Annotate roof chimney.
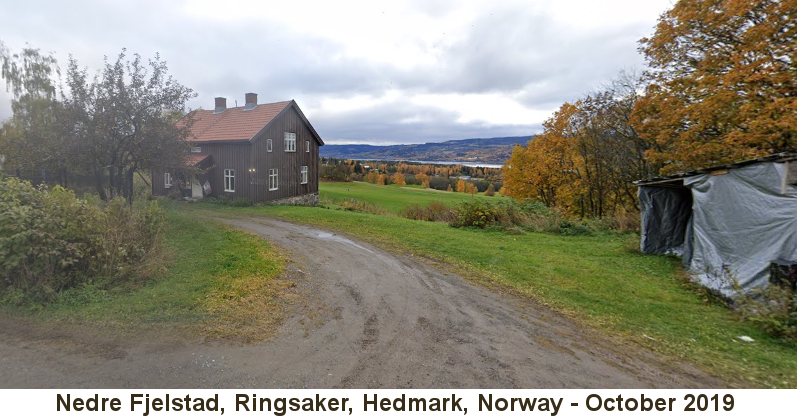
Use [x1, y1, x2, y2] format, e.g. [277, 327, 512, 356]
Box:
[244, 92, 258, 111]
[214, 97, 227, 114]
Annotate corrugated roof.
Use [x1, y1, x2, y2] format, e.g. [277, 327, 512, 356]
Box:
[180, 101, 292, 142]
[633, 152, 797, 186]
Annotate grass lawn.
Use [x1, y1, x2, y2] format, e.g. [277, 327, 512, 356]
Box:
[186, 199, 797, 388]
[320, 180, 506, 214]
[6, 207, 292, 343]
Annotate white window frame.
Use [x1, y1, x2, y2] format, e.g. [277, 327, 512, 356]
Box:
[301, 166, 308, 184]
[164, 172, 172, 188]
[284, 132, 296, 152]
[267, 138, 272, 152]
[224, 169, 235, 192]
[269, 169, 279, 191]
[306, 140, 310, 153]
[191, 146, 201, 153]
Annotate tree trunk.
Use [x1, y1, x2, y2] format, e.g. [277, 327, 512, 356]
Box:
[94, 168, 107, 201]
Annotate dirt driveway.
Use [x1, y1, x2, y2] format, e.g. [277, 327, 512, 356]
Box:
[0, 216, 722, 388]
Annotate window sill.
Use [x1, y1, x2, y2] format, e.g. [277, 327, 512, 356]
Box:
[224, 189, 235, 193]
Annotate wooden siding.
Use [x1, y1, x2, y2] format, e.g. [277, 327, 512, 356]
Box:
[152, 103, 320, 203]
[249, 104, 320, 202]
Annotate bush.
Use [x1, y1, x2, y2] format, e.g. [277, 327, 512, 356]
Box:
[333, 197, 389, 215]
[204, 195, 229, 205]
[450, 200, 495, 228]
[0, 177, 165, 303]
[229, 197, 253, 207]
[400, 201, 455, 222]
[557, 220, 594, 236]
[735, 282, 797, 341]
[442, 198, 596, 235]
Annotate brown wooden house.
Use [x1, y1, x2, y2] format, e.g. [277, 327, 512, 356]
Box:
[153, 94, 323, 205]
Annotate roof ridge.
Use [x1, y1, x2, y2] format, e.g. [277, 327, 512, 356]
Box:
[182, 100, 295, 143]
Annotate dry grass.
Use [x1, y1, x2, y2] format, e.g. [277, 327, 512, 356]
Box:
[201, 230, 295, 343]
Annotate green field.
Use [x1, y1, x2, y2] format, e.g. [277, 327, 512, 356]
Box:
[320, 180, 505, 214]
[186, 185, 797, 388]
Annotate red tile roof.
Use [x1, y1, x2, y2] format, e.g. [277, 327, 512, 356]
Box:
[186, 154, 211, 165]
[180, 101, 292, 142]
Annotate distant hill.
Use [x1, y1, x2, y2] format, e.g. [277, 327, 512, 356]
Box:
[320, 136, 532, 165]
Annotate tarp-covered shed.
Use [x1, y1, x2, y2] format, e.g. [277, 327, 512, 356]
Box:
[636, 153, 797, 296]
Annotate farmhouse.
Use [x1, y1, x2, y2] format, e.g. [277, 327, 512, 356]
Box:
[153, 94, 323, 205]
[635, 152, 797, 296]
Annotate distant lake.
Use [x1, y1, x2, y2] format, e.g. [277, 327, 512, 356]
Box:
[389, 160, 505, 169]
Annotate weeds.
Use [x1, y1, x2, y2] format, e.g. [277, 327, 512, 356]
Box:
[400, 201, 456, 222]
[734, 282, 797, 342]
[322, 196, 390, 215]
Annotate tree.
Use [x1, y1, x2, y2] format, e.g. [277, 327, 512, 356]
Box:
[456, 178, 466, 193]
[1, 43, 195, 202]
[62, 50, 196, 201]
[393, 172, 406, 185]
[505, 72, 660, 217]
[503, 103, 583, 212]
[633, 0, 797, 173]
[415, 173, 429, 188]
[0, 42, 64, 170]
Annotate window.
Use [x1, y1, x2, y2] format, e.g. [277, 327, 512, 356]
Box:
[191, 146, 201, 153]
[164, 172, 172, 188]
[284, 132, 296, 152]
[269, 169, 278, 191]
[267, 138, 272, 152]
[306, 140, 310, 153]
[301, 166, 308, 184]
[224, 169, 235, 192]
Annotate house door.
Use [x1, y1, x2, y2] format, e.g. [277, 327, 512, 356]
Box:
[191, 178, 203, 198]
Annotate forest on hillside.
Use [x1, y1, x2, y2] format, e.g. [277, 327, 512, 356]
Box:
[320, 136, 530, 164]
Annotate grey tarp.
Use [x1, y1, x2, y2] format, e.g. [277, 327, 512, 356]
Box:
[639, 185, 692, 255]
[683, 162, 797, 295]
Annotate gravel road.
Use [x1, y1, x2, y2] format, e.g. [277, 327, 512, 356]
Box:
[0, 216, 721, 388]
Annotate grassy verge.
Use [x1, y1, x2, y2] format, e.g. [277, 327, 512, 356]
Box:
[4, 207, 291, 343]
[188, 201, 797, 388]
[321, 180, 506, 214]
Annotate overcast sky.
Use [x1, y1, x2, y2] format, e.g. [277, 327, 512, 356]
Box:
[0, 0, 673, 145]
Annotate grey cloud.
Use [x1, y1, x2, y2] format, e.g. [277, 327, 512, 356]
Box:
[309, 97, 538, 144]
[0, 1, 653, 143]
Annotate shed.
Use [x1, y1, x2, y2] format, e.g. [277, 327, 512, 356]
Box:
[634, 152, 797, 296]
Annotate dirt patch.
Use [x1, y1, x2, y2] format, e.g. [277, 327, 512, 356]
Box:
[0, 216, 725, 388]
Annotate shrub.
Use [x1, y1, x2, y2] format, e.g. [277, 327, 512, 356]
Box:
[229, 197, 253, 207]
[450, 199, 505, 228]
[734, 282, 797, 341]
[0, 177, 165, 303]
[557, 220, 594, 236]
[205, 195, 230, 205]
[335, 197, 389, 215]
[400, 201, 455, 222]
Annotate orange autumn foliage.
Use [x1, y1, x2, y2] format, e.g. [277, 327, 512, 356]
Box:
[503, 102, 583, 213]
[633, 0, 797, 174]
